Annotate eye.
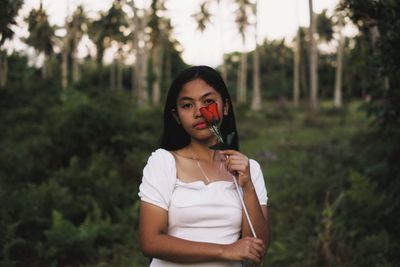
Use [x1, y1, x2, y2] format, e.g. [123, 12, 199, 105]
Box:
[180, 103, 193, 109]
[204, 99, 215, 105]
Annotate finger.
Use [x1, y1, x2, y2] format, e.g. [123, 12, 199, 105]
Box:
[252, 242, 264, 256]
[247, 238, 265, 250]
[225, 165, 243, 175]
[226, 159, 248, 168]
[227, 164, 247, 173]
[224, 155, 247, 163]
[253, 242, 266, 258]
[220, 149, 239, 155]
[245, 250, 261, 264]
[225, 157, 248, 165]
[252, 239, 266, 252]
[220, 150, 243, 158]
[247, 249, 262, 264]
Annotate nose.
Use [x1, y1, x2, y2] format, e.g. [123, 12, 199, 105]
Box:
[193, 103, 203, 118]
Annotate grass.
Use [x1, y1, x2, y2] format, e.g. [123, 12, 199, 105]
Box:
[236, 100, 369, 266]
[239, 100, 367, 162]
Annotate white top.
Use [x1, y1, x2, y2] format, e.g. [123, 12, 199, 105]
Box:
[139, 148, 268, 267]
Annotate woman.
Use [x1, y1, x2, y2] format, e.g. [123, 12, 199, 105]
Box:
[139, 66, 269, 266]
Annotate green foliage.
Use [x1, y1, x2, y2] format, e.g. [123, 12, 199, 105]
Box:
[0, 0, 23, 45]
[24, 4, 55, 56]
[1, 1, 399, 265]
[340, 0, 400, 265]
[317, 9, 334, 42]
[0, 76, 161, 265]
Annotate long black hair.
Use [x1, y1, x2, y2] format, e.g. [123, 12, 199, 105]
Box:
[159, 65, 239, 151]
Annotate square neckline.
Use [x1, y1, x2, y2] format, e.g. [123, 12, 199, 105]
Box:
[168, 150, 235, 186]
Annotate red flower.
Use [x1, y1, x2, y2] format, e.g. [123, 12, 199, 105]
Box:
[199, 102, 221, 125]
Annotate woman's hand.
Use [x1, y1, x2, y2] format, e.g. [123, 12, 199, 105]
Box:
[221, 237, 265, 265]
[220, 150, 252, 188]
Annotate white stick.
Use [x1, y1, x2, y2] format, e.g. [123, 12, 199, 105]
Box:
[232, 175, 257, 238]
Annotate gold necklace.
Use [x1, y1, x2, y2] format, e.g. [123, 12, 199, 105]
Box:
[189, 148, 212, 183]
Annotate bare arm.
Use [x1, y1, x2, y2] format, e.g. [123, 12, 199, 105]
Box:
[241, 182, 270, 248]
[139, 201, 265, 264]
[221, 150, 271, 250]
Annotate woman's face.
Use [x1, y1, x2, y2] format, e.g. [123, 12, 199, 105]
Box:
[175, 78, 227, 143]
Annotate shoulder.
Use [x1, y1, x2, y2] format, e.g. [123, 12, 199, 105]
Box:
[140, 149, 177, 210]
[146, 148, 175, 166]
[149, 148, 174, 159]
[143, 148, 177, 179]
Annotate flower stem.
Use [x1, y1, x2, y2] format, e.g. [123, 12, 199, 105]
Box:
[210, 125, 224, 143]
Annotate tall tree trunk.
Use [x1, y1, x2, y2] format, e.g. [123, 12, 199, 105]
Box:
[131, 63, 136, 97]
[334, 26, 344, 108]
[61, 45, 68, 89]
[293, 0, 300, 107]
[140, 44, 149, 105]
[251, 0, 261, 111]
[97, 46, 104, 86]
[48, 53, 54, 78]
[301, 56, 308, 99]
[110, 61, 116, 91]
[134, 51, 148, 105]
[117, 57, 123, 91]
[0, 51, 7, 88]
[42, 53, 48, 79]
[369, 25, 389, 90]
[251, 46, 261, 110]
[237, 51, 247, 105]
[360, 33, 366, 99]
[152, 44, 163, 106]
[308, 0, 318, 110]
[131, 2, 149, 106]
[293, 28, 301, 107]
[72, 38, 80, 83]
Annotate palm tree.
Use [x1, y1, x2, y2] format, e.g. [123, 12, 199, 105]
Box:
[293, 1, 301, 107]
[149, 0, 168, 106]
[235, 0, 252, 105]
[308, 0, 318, 110]
[88, 15, 106, 71]
[334, 14, 345, 108]
[25, 1, 55, 79]
[299, 28, 309, 100]
[318, 10, 345, 108]
[0, 0, 23, 88]
[193, 1, 212, 32]
[250, 0, 261, 111]
[61, 8, 69, 89]
[88, 0, 128, 89]
[317, 9, 334, 42]
[107, 1, 128, 91]
[69, 6, 87, 83]
[130, 0, 150, 106]
[293, 28, 301, 107]
[61, 5, 88, 89]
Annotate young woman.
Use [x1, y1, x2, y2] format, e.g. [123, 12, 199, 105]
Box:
[139, 66, 269, 266]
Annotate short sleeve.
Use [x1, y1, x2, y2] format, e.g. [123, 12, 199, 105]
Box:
[138, 149, 176, 210]
[249, 159, 268, 205]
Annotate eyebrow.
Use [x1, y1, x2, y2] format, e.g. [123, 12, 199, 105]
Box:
[178, 91, 217, 102]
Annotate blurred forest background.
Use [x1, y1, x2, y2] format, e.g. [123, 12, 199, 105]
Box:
[1, 0, 399, 266]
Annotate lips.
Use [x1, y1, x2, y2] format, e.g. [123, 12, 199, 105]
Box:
[194, 122, 208, 129]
